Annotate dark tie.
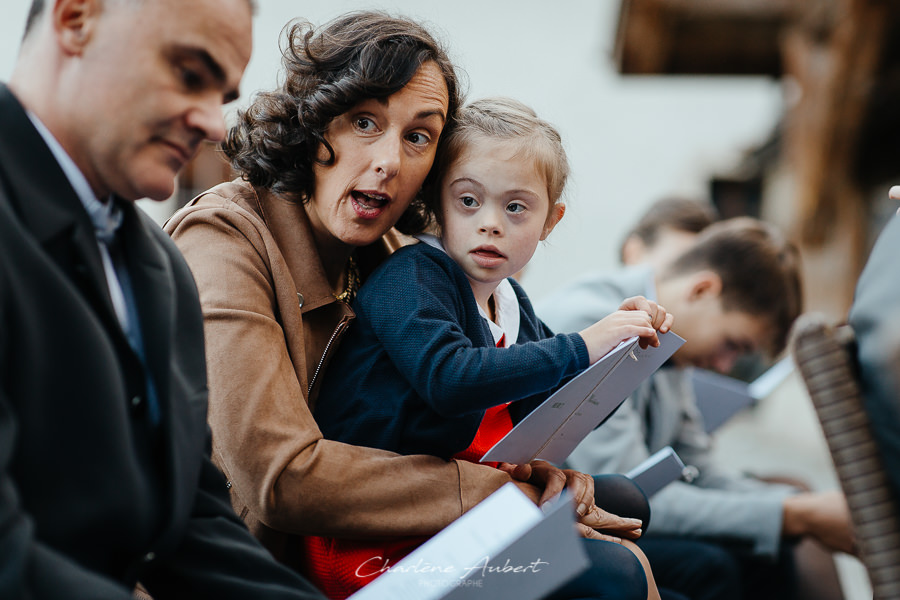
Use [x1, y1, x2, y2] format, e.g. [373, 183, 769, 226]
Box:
[89, 200, 161, 426]
[106, 234, 161, 426]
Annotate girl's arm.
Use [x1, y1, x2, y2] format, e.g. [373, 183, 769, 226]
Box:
[359, 248, 589, 417]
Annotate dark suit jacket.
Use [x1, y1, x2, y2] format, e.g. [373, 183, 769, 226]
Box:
[848, 212, 900, 511]
[0, 84, 324, 599]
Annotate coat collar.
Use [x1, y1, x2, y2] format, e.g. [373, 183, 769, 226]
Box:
[0, 84, 90, 246]
[0, 84, 124, 332]
[231, 180, 405, 311]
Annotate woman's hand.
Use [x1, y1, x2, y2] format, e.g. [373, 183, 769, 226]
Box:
[578, 504, 643, 541]
[498, 460, 569, 507]
[499, 461, 642, 541]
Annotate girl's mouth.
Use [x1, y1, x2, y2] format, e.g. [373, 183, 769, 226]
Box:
[470, 246, 506, 267]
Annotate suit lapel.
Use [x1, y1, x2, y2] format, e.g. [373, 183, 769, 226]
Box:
[119, 202, 173, 411]
[0, 84, 124, 340]
[120, 203, 194, 543]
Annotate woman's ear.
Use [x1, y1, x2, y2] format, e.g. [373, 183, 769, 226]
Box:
[687, 269, 723, 301]
[54, 0, 101, 55]
[541, 203, 566, 241]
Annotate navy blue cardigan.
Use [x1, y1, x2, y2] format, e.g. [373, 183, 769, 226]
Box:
[315, 242, 590, 460]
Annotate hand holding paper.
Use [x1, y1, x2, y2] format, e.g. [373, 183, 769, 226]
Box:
[482, 331, 685, 466]
[579, 295, 674, 363]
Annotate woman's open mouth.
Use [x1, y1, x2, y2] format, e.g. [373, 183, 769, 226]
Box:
[351, 191, 390, 219]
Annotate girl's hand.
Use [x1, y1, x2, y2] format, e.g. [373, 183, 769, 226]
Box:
[578, 296, 675, 363]
[618, 296, 673, 338]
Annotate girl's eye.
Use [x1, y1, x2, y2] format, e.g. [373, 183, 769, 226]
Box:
[507, 202, 525, 214]
[460, 196, 479, 208]
[407, 132, 430, 146]
[355, 117, 374, 131]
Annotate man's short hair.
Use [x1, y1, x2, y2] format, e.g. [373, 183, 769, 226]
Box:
[619, 197, 718, 262]
[662, 216, 803, 355]
[23, 0, 256, 39]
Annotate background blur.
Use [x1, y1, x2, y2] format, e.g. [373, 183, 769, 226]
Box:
[5, 2, 899, 597]
[4, 2, 896, 316]
[0, 0, 785, 306]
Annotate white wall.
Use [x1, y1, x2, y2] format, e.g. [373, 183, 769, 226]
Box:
[1, 1, 783, 301]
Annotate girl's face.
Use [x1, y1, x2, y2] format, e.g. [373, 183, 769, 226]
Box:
[305, 61, 449, 251]
[439, 137, 563, 302]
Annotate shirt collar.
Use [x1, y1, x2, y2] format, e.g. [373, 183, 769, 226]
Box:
[26, 111, 122, 243]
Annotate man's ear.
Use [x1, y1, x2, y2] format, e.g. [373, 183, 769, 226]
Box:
[540, 203, 566, 241]
[687, 269, 723, 301]
[54, 0, 101, 55]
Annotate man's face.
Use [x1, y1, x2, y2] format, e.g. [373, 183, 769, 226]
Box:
[669, 295, 771, 374]
[61, 0, 252, 201]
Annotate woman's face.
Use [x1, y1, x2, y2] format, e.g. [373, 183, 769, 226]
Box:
[306, 61, 450, 249]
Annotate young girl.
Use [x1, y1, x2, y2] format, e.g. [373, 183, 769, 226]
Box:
[311, 97, 671, 599]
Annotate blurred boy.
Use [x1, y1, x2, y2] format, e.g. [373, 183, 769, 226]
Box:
[539, 217, 853, 600]
[619, 197, 718, 269]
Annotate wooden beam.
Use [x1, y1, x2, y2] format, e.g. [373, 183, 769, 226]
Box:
[781, 0, 888, 246]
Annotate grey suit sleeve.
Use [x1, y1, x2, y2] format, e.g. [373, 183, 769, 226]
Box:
[848, 214, 900, 500]
[566, 370, 793, 558]
[648, 480, 792, 557]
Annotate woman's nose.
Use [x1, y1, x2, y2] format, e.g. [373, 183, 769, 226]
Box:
[373, 135, 402, 179]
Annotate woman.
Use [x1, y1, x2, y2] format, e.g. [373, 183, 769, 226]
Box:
[165, 11, 658, 600]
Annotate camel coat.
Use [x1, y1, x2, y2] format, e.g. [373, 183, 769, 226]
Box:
[164, 179, 510, 567]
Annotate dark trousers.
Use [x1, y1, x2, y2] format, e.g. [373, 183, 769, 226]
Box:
[591, 475, 743, 600]
[545, 475, 651, 600]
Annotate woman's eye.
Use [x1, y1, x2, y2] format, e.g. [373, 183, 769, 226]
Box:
[407, 132, 430, 146]
[507, 202, 525, 214]
[355, 117, 374, 131]
[460, 196, 478, 208]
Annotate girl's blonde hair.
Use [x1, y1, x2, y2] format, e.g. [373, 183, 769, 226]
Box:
[413, 96, 569, 232]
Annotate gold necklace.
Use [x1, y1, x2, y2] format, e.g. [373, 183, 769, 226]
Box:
[334, 256, 359, 303]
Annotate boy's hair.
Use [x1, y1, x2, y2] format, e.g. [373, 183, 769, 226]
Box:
[619, 196, 718, 262]
[414, 96, 569, 233]
[660, 217, 803, 354]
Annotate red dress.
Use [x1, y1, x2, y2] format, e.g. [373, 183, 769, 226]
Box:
[302, 337, 514, 599]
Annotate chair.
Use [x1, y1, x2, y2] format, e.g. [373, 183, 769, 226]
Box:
[791, 313, 900, 600]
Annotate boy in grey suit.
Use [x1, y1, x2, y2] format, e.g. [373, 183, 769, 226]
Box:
[539, 217, 854, 599]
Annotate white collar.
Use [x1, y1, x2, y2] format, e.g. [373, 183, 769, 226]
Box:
[26, 111, 114, 221]
[415, 234, 520, 346]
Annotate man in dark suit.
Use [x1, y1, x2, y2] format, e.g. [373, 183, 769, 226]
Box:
[848, 188, 900, 513]
[0, 0, 325, 598]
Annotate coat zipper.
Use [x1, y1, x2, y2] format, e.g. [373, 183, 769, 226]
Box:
[308, 315, 351, 396]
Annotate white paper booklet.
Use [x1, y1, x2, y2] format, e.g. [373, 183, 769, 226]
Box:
[691, 355, 794, 433]
[348, 483, 589, 600]
[625, 446, 687, 498]
[481, 331, 685, 466]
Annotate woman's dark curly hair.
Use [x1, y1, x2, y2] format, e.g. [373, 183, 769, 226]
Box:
[223, 11, 463, 231]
